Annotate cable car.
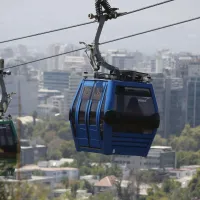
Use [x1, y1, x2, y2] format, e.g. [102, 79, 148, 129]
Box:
[69, 71, 160, 156]
[0, 119, 18, 176]
[0, 59, 19, 176]
[69, 1, 160, 156]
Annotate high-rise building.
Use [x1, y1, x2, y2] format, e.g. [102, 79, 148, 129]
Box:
[64, 72, 82, 119]
[151, 59, 156, 73]
[175, 56, 200, 78]
[151, 74, 185, 138]
[164, 78, 185, 136]
[63, 56, 86, 72]
[106, 50, 135, 70]
[151, 73, 165, 137]
[43, 71, 70, 92]
[47, 44, 61, 71]
[58, 44, 82, 70]
[185, 77, 200, 127]
[5, 75, 38, 116]
[155, 50, 176, 75]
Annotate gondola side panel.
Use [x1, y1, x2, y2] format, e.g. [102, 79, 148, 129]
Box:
[69, 80, 83, 151]
[103, 81, 116, 154]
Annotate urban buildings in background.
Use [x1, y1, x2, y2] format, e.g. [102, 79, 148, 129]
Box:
[113, 146, 176, 171]
[1, 44, 200, 199]
[1, 45, 200, 138]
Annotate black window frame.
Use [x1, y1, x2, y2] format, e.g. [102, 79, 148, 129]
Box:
[89, 86, 104, 126]
[0, 124, 16, 152]
[99, 88, 107, 140]
[78, 86, 93, 124]
[113, 85, 155, 134]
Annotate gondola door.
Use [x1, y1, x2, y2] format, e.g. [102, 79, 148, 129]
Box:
[76, 81, 94, 148]
[87, 81, 107, 149]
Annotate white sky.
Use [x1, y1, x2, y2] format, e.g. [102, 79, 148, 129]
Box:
[0, 0, 200, 54]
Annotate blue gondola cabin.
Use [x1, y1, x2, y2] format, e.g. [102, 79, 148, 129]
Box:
[69, 77, 160, 157]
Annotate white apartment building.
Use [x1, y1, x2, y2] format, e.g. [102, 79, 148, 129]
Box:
[64, 72, 82, 117]
[40, 167, 79, 183]
[15, 165, 79, 183]
[114, 146, 176, 171]
[46, 95, 65, 115]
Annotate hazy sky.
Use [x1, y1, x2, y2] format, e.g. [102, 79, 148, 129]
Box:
[1, 0, 200, 54]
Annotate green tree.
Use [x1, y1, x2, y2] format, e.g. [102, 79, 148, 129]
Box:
[0, 181, 6, 200]
[153, 125, 200, 153]
[71, 182, 79, 198]
[146, 185, 169, 200]
[162, 179, 181, 194]
[176, 151, 200, 168]
[170, 188, 190, 200]
[60, 141, 76, 158]
[153, 134, 168, 146]
[62, 177, 70, 189]
[44, 131, 57, 144]
[146, 179, 188, 200]
[57, 126, 72, 140]
[61, 161, 78, 168]
[89, 191, 114, 200]
[169, 125, 200, 152]
[78, 164, 122, 179]
[115, 179, 133, 200]
[84, 180, 94, 194]
[48, 149, 62, 160]
[105, 164, 122, 178]
[74, 152, 90, 167]
[140, 170, 169, 184]
[0, 182, 50, 200]
[64, 192, 76, 200]
[47, 138, 65, 159]
[188, 169, 200, 198]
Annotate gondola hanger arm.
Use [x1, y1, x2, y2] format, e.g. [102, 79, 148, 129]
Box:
[0, 59, 15, 118]
[80, 0, 126, 74]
